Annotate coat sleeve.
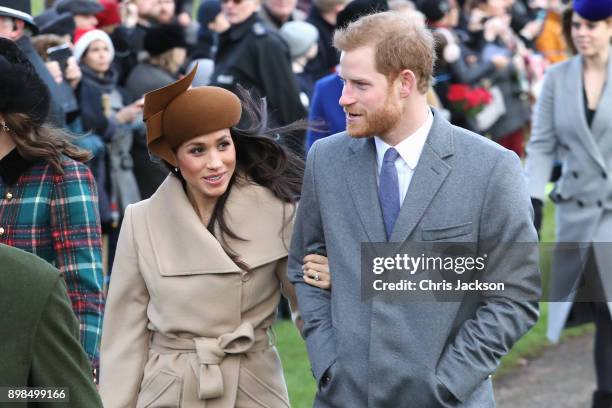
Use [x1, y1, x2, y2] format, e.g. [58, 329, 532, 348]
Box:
[29, 276, 103, 408]
[99, 205, 151, 407]
[275, 257, 303, 331]
[50, 162, 104, 367]
[524, 66, 559, 200]
[287, 141, 336, 384]
[435, 149, 541, 403]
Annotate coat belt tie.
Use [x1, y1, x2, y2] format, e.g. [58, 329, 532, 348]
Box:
[150, 322, 271, 400]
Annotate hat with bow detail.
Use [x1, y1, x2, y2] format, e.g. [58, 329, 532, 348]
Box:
[143, 65, 242, 166]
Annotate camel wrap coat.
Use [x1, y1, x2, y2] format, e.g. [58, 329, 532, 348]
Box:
[100, 175, 298, 407]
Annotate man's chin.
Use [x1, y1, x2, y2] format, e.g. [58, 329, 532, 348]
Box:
[346, 125, 372, 139]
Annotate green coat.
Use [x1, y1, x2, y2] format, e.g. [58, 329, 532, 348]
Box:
[0, 244, 102, 408]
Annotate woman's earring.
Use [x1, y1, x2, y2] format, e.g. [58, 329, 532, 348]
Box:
[174, 167, 179, 173]
[1, 121, 9, 132]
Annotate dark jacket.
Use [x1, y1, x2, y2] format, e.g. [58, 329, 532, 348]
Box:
[304, 6, 338, 81]
[124, 62, 175, 199]
[0, 244, 103, 407]
[210, 14, 307, 156]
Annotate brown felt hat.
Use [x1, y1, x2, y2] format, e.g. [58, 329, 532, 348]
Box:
[143, 66, 242, 166]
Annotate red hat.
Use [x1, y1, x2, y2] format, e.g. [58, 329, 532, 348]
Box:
[73, 27, 93, 44]
[96, 0, 121, 28]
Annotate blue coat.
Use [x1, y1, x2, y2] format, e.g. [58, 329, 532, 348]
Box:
[306, 73, 345, 152]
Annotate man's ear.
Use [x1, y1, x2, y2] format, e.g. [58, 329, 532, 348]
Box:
[397, 69, 417, 98]
[10, 19, 25, 41]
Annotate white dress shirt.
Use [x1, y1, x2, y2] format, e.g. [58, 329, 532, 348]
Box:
[374, 108, 434, 206]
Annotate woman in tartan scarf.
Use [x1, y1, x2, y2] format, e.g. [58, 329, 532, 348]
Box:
[0, 38, 104, 379]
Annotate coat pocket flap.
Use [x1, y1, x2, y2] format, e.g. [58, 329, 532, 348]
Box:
[421, 222, 473, 241]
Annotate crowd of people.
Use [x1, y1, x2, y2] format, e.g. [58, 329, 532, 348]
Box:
[1, 0, 612, 406]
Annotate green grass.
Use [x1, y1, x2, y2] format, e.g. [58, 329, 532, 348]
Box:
[276, 194, 593, 405]
[31, 0, 44, 16]
[275, 322, 317, 408]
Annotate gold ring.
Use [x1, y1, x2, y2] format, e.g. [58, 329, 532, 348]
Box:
[314, 272, 320, 281]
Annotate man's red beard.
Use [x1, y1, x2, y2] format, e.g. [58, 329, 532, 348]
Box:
[345, 94, 402, 139]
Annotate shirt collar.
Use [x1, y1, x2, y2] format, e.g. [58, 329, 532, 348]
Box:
[374, 107, 433, 170]
[0, 148, 34, 185]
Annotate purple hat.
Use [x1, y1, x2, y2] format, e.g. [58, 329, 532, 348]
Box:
[573, 0, 612, 21]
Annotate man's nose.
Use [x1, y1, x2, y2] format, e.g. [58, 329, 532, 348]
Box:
[339, 85, 355, 107]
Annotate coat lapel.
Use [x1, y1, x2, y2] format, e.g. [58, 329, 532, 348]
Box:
[389, 111, 453, 243]
[344, 137, 387, 243]
[146, 176, 291, 275]
[590, 47, 612, 146]
[569, 56, 607, 170]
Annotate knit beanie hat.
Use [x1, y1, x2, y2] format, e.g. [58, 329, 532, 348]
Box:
[280, 21, 319, 59]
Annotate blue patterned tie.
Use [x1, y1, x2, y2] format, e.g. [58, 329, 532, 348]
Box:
[378, 147, 400, 240]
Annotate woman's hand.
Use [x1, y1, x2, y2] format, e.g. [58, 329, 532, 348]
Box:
[303, 254, 331, 290]
[64, 57, 82, 89]
[115, 101, 143, 124]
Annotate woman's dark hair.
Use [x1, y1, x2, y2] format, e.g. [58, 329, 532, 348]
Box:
[562, 4, 577, 55]
[4, 112, 92, 173]
[164, 88, 306, 270]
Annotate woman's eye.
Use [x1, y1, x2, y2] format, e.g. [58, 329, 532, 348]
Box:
[219, 142, 230, 149]
[190, 147, 204, 154]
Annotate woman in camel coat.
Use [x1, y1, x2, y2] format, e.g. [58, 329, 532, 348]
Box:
[99, 67, 326, 407]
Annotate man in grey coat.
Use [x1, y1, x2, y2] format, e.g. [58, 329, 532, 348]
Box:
[288, 12, 541, 407]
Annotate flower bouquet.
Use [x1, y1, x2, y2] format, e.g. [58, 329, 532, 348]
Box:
[446, 84, 492, 118]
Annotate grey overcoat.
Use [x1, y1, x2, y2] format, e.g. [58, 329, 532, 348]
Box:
[525, 50, 612, 342]
[289, 110, 540, 407]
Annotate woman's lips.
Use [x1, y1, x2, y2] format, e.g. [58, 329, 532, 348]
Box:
[202, 173, 226, 186]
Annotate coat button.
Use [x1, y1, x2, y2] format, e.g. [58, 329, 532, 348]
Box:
[5, 192, 12, 200]
[0, 227, 4, 236]
[603, 172, 608, 179]
[241, 272, 250, 282]
[320, 374, 331, 387]
[577, 200, 584, 207]
[572, 171, 579, 179]
[597, 200, 603, 207]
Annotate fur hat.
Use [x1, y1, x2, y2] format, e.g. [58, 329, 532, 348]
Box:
[573, 0, 612, 21]
[143, 66, 242, 166]
[280, 21, 319, 59]
[73, 28, 115, 63]
[0, 0, 38, 34]
[0, 38, 50, 126]
[144, 24, 187, 57]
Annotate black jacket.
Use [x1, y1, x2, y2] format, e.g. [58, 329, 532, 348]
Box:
[210, 14, 306, 155]
[305, 6, 338, 81]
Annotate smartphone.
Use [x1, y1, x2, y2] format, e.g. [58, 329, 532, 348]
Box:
[47, 43, 72, 73]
